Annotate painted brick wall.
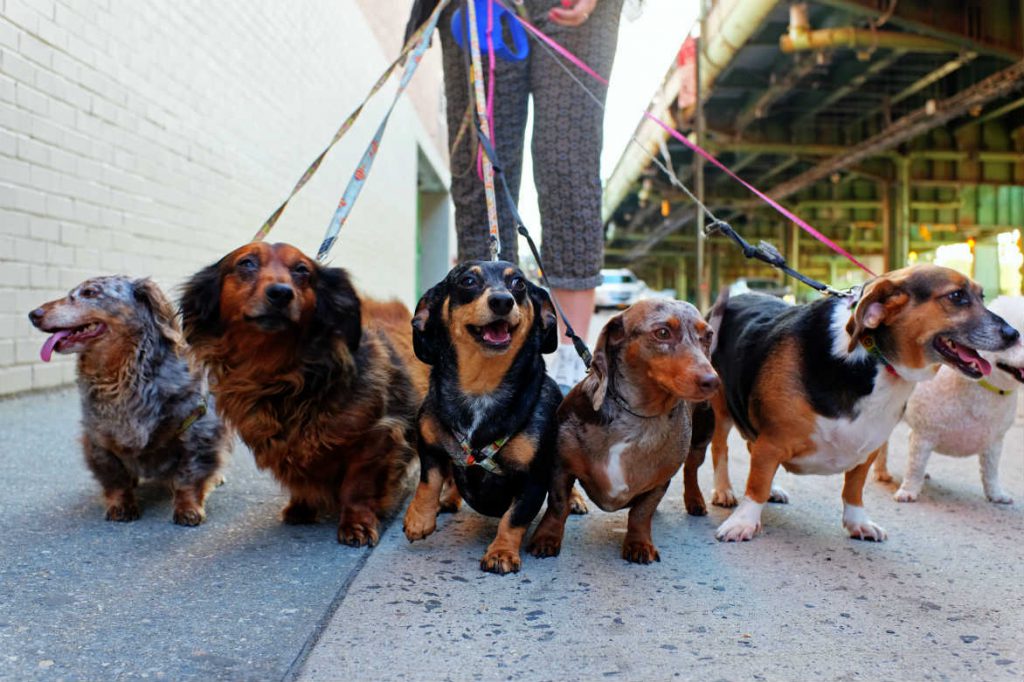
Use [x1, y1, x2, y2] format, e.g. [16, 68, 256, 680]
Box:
[0, 0, 451, 395]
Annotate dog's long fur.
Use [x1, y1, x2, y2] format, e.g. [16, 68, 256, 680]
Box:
[528, 299, 720, 564]
[402, 261, 562, 574]
[29, 276, 228, 524]
[180, 242, 427, 546]
[699, 264, 1019, 542]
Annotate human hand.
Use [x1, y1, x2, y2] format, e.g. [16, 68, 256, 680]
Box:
[548, 0, 598, 27]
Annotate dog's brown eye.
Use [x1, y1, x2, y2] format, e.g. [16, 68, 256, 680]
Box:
[79, 287, 99, 299]
[654, 327, 670, 340]
[292, 263, 311, 280]
[237, 257, 258, 272]
[947, 289, 969, 307]
[459, 275, 477, 288]
[509, 276, 525, 292]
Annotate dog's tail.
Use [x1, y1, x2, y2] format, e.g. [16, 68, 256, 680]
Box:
[706, 289, 730, 356]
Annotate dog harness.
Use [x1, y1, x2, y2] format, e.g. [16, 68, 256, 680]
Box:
[176, 399, 208, 437]
[977, 379, 1012, 396]
[452, 430, 509, 476]
[860, 335, 900, 379]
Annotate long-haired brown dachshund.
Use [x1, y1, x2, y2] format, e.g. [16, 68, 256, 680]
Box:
[180, 242, 428, 546]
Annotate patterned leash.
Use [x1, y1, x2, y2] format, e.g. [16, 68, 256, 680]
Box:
[252, 1, 450, 245]
[464, 0, 502, 261]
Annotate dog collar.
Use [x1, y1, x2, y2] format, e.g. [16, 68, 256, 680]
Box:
[608, 389, 676, 420]
[977, 379, 1012, 396]
[861, 336, 900, 379]
[453, 431, 509, 475]
[176, 398, 207, 436]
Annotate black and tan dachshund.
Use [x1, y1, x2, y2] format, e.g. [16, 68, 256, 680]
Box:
[402, 260, 564, 574]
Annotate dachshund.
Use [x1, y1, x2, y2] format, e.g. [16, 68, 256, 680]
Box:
[402, 260, 563, 574]
[699, 264, 1019, 542]
[180, 242, 428, 547]
[29, 276, 228, 525]
[528, 299, 721, 564]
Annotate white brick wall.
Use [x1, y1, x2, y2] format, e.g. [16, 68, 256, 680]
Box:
[0, 0, 452, 396]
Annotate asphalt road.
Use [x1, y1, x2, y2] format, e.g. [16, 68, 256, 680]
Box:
[2, 381, 1022, 681]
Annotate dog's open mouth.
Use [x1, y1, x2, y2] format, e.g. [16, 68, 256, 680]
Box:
[39, 322, 107, 362]
[468, 320, 514, 349]
[933, 336, 991, 378]
[996, 362, 1024, 384]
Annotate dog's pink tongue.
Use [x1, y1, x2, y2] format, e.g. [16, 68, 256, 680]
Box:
[482, 322, 511, 345]
[40, 330, 71, 362]
[955, 345, 992, 376]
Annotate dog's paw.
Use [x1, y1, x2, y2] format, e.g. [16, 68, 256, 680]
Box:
[281, 500, 318, 524]
[173, 506, 205, 526]
[768, 486, 790, 504]
[684, 491, 708, 516]
[986, 489, 1014, 504]
[569, 488, 589, 515]
[893, 487, 919, 503]
[711, 488, 738, 507]
[438, 485, 461, 514]
[527, 533, 563, 558]
[403, 507, 437, 542]
[622, 540, 660, 564]
[337, 521, 379, 548]
[842, 504, 887, 542]
[105, 502, 140, 523]
[480, 548, 521, 575]
[213, 474, 228, 488]
[715, 517, 760, 542]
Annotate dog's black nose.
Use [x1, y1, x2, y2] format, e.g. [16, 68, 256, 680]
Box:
[265, 284, 294, 308]
[1001, 323, 1020, 344]
[488, 292, 514, 316]
[28, 308, 44, 325]
[697, 373, 720, 394]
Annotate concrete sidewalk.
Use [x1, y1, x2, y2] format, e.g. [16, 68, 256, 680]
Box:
[1, 388, 1022, 681]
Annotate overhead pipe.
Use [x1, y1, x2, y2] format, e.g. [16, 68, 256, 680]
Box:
[780, 3, 960, 54]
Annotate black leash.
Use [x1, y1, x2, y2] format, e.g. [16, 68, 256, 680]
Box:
[704, 220, 855, 298]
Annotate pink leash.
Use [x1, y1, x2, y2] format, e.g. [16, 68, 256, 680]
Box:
[506, 6, 877, 277]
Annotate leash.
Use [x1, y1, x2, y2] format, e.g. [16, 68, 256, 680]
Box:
[311, 0, 451, 261]
[252, 3, 449, 244]
[500, 1, 877, 278]
[462, 0, 502, 260]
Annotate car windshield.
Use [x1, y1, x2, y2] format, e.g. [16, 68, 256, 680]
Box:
[603, 273, 635, 284]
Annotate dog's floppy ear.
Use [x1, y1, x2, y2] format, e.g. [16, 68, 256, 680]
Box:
[133, 278, 184, 351]
[180, 260, 224, 344]
[528, 282, 558, 354]
[581, 313, 624, 411]
[313, 266, 362, 353]
[412, 281, 448, 365]
[846, 276, 909, 352]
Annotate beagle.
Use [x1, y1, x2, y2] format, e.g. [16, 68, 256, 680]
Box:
[700, 264, 1019, 542]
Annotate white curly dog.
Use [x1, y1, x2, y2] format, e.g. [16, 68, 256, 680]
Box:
[875, 296, 1024, 503]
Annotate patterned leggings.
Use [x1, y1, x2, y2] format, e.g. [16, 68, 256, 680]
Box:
[441, 0, 624, 290]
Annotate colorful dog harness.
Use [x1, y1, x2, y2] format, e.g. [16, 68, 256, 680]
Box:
[452, 430, 509, 475]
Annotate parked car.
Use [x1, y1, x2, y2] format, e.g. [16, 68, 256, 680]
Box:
[595, 268, 649, 310]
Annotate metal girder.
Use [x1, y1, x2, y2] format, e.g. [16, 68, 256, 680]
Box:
[733, 56, 821, 134]
[767, 59, 1024, 201]
[847, 52, 979, 133]
[810, 0, 1022, 61]
[793, 50, 905, 126]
